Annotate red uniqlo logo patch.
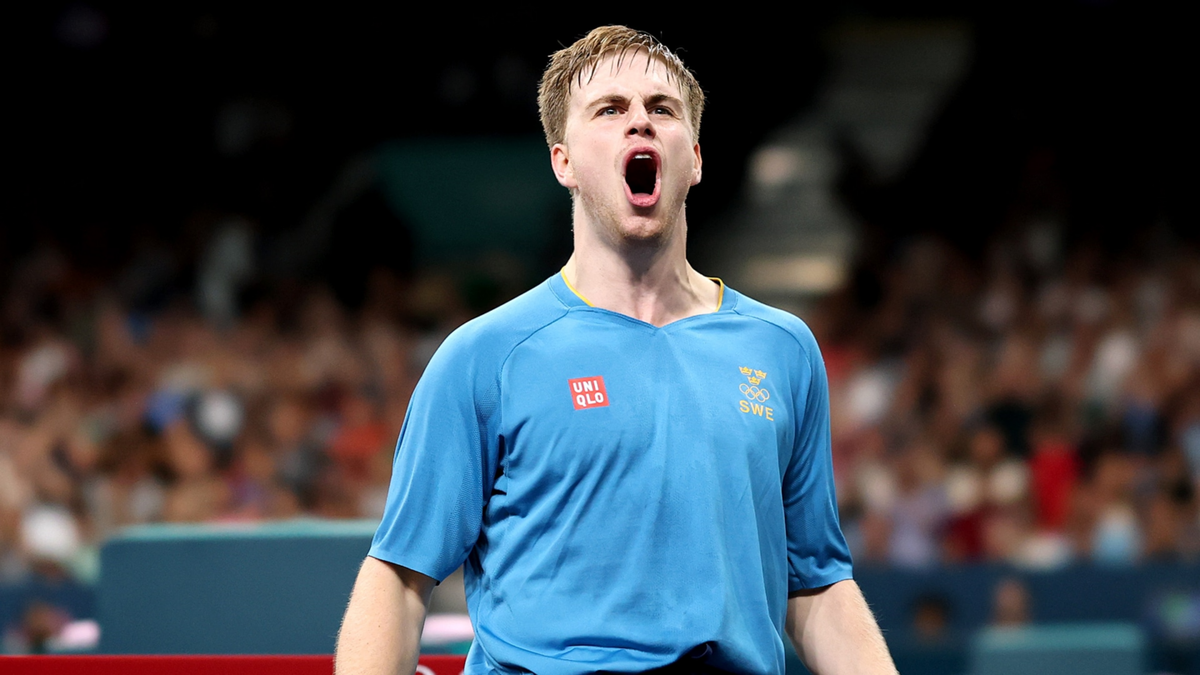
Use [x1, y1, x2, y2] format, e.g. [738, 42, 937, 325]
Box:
[569, 376, 609, 410]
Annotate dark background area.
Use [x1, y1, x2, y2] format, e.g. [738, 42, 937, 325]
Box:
[6, 3, 1193, 304]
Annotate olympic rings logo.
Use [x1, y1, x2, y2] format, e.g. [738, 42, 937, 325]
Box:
[740, 383, 770, 402]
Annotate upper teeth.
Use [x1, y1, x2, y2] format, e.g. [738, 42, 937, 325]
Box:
[634, 154, 652, 160]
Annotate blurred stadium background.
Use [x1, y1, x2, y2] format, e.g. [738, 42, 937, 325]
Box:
[2, 4, 1197, 674]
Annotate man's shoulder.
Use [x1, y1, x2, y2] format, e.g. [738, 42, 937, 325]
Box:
[433, 277, 570, 368]
[727, 287, 822, 357]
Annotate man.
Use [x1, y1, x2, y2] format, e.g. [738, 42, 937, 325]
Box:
[336, 26, 897, 675]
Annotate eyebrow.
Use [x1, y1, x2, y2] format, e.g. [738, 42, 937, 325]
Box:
[644, 93, 683, 109]
[583, 92, 684, 111]
[584, 94, 629, 110]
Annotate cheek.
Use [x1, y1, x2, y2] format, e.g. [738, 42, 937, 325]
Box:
[573, 150, 613, 186]
[668, 151, 697, 183]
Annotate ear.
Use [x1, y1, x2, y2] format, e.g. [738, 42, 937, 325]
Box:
[691, 142, 703, 186]
[551, 143, 577, 189]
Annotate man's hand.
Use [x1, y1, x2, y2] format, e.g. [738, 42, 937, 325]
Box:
[335, 556, 436, 675]
[786, 579, 898, 675]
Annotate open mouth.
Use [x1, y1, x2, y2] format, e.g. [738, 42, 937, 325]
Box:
[624, 151, 660, 207]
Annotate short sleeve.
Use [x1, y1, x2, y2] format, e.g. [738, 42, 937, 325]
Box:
[368, 329, 502, 582]
[783, 330, 853, 593]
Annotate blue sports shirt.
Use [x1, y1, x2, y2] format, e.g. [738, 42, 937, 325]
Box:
[369, 273, 852, 675]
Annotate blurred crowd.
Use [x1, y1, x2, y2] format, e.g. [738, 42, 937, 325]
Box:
[0, 241, 477, 583]
[819, 231, 1200, 569]
[2, 223, 1200, 587]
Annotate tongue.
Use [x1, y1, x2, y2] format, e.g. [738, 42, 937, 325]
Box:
[628, 190, 657, 208]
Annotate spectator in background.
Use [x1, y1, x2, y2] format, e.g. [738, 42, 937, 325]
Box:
[9, 602, 67, 654]
[1089, 451, 1142, 564]
[888, 439, 947, 567]
[910, 593, 953, 643]
[991, 577, 1031, 628]
[1029, 398, 1079, 533]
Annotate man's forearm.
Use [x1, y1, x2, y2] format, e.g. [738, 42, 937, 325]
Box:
[786, 579, 898, 675]
[335, 556, 435, 675]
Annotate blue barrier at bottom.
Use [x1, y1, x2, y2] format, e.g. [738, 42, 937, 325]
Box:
[97, 519, 375, 654]
[972, 623, 1144, 675]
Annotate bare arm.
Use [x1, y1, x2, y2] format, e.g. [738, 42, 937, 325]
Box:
[786, 579, 898, 675]
[335, 556, 436, 675]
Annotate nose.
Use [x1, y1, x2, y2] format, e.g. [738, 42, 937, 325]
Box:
[626, 106, 655, 138]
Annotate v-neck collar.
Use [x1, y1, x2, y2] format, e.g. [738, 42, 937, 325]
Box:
[550, 270, 735, 328]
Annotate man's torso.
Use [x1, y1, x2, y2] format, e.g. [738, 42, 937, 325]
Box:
[370, 274, 851, 675]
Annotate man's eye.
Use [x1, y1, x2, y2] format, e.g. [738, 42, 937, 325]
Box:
[599, 106, 619, 116]
[653, 107, 674, 115]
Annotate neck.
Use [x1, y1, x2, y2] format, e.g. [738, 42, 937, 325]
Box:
[563, 207, 720, 327]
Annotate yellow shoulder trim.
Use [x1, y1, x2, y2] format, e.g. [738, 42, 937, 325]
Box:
[560, 268, 595, 307]
[710, 278, 725, 312]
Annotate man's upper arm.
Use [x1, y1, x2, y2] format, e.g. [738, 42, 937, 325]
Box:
[368, 555, 438, 600]
[368, 327, 503, 582]
[783, 326, 852, 593]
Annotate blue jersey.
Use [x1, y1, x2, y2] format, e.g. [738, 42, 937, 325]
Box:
[369, 272, 851, 675]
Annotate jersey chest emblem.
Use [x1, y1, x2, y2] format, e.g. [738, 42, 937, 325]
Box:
[738, 366, 774, 421]
[569, 376, 609, 410]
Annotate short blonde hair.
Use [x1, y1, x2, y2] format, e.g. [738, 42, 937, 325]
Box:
[537, 25, 705, 148]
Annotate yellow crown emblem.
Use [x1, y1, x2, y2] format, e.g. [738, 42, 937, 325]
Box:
[740, 367, 766, 386]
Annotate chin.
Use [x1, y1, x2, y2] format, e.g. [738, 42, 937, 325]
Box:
[611, 217, 675, 248]
[578, 189, 684, 249]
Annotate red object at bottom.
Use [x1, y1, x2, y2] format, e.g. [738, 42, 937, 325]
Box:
[0, 654, 466, 674]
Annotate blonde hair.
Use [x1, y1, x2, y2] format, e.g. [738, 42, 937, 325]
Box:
[537, 25, 704, 148]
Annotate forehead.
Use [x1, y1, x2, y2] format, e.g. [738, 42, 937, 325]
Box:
[569, 49, 682, 107]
